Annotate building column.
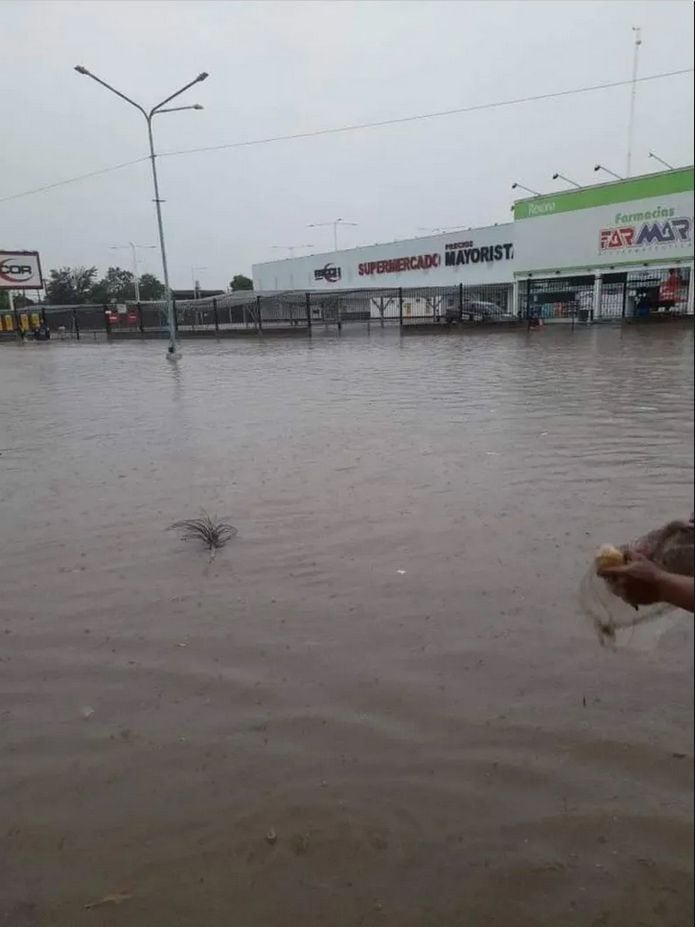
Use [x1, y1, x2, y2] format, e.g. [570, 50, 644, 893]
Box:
[591, 271, 602, 322]
[512, 279, 519, 317]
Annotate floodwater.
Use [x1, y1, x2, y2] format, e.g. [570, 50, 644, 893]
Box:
[1, 324, 693, 927]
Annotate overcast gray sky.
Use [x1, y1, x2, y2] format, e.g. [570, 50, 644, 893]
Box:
[2, 0, 693, 289]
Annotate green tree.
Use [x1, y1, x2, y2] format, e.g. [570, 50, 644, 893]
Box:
[13, 293, 35, 309]
[230, 274, 253, 291]
[138, 273, 165, 300]
[45, 266, 98, 305]
[0, 291, 32, 310]
[89, 266, 135, 304]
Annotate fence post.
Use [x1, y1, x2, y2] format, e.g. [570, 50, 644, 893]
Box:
[14, 306, 21, 335]
[103, 304, 111, 339]
[173, 299, 179, 334]
[305, 292, 312, 331]
[398, 288, 403, 328]
[256, 295, 263, 332]
[458, 282, 463, 320]
[137, 301, 145, 334]
[686, 263, 694, 317]
[73, 307, 81, 341]
[41, 306, 48, 328]
[212, 297, 220, 335]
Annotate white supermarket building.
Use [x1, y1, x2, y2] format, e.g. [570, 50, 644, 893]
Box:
[253, 167, 694, 323]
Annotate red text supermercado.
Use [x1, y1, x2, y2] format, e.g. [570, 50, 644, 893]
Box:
[358, 253, 441, 276]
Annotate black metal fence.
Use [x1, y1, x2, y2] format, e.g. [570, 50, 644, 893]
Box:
[621, 266, 692, 319]
[520, 276, 595, 323]
[4, 270, 690, 342]
[20, 283, 517, 340]
[520, 266, 692, 323]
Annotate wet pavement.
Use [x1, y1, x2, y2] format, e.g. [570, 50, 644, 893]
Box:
[1, 324, 693, 926]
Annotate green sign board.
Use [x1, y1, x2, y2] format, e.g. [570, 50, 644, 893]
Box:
[514, 167, 694, 220]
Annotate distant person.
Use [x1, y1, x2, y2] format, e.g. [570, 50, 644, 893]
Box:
[635, 292, 651, 318]
[527, 308, 542, 330]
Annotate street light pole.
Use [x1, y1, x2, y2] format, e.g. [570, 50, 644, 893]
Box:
[131, 243, 140, 303]
[110, 242, 156, 302]
[272, 244, 314, 258]
[146, 118, 173, 328]
[307, 218, 357, 251]
[627, 26, 642, 178]
[74, 65, 209, 358]
[191, 266, 207, 298]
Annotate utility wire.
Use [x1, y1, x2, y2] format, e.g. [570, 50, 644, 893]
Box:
[0, 156, 150, 204]
[1, 68, 692, 204]
[159, 68, 694, 158]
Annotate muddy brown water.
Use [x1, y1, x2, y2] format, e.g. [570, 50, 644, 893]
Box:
[1, 324, 693, 927]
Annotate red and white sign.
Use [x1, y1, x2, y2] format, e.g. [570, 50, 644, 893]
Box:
[0, 250, 43, 289]
[358, 253, 440, 276]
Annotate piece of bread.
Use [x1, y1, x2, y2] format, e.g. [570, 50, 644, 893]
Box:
[595, 544, 625, 570]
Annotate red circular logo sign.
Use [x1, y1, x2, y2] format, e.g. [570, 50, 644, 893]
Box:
[0, 259, 35, 284]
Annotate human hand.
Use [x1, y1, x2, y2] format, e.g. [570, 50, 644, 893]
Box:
[597, 552, 667, 608]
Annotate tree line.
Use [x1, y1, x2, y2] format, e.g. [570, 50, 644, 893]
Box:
[1, 267, 254, 310]
[44, 266, 166, 305]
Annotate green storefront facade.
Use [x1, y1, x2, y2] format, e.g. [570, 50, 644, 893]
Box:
[512, 167, 694, 321]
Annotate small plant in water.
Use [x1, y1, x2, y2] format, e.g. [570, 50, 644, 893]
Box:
[170, 512, 237, 552]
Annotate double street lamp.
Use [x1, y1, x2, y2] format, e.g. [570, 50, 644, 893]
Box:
[191, 265, 207, 299]
[272, 244, 315, 258]
[307, 218, 357, 252]
[110, 242, 156, 303]
[74, 65, 209, 357]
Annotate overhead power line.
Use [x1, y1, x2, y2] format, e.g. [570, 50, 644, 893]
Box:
[158, 68, 695, 158]
[0, 156, 150, 204]
[1, 68, 692, 205]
